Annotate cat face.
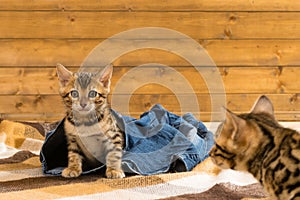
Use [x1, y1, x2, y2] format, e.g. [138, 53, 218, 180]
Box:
[209, 95, 275, 171]
[56, 64, 113, 114]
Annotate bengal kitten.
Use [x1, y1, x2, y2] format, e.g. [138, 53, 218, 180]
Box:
[56, 64, 125, 179]
[210, 95, 300, 200]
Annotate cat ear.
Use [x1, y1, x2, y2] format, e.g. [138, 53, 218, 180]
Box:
[224, 108, 246, 141]
[56, 63, 73, 87]
[98, 64, 113, 89]
[250, 95, 274, 116]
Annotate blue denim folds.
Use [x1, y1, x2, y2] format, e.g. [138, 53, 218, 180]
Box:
[40, 104, 214, 176]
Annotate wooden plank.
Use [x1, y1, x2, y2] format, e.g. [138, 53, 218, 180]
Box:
[2, 112, 299, 123]
[0, 95, 64, 114]
[1, 12, 300, 39]
[0, 66, 300, 95]
[0, 39, 300, 67]
[0, 113, 64, 122]
[0, 68, 59, 95]
[125, 94, 300, 117]
[1, 112, 299, 123]
[0, 39, 95, 67]
[1, 0, 300, 11]
[0, 94, 300, 122]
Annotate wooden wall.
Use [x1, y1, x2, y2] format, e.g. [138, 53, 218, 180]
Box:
[1, 0, 300, 122]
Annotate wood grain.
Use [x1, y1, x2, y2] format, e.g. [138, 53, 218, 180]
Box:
[1, 12, 300, 39]
[1, 0, 300, 11]
[0, 66, 299, 95]
[0, 39, 299, 67]
[1, 1, 300, 122]
[0, 94, 299, 122]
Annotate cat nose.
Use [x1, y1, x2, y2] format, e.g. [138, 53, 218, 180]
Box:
[80, 103, 87, 108]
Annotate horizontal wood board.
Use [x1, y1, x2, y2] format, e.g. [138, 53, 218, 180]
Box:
[1, 1, 300, 122]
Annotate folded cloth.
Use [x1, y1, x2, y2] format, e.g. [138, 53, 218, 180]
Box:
[40, 104, 214, 176]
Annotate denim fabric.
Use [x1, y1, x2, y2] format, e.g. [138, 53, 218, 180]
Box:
[40, 104, 214, 176]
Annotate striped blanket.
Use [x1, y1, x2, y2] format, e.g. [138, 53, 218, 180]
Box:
[0, 120, 268, 200]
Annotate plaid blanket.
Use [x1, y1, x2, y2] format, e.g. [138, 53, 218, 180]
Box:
[0, 120, 268, 200]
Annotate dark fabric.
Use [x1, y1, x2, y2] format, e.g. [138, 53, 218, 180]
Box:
[40, 119, 68, 172]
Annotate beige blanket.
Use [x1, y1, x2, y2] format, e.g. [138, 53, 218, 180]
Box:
[0, 120, 268, 200]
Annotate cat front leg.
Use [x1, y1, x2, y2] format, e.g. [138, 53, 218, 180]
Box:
[105, 147, 125, 179]
[62, 151, 83, 178]
[62, 135, 83, 178]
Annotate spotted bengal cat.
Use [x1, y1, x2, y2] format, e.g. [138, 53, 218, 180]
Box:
[56, 63, 125, 179]
[210, 95, 300, 200]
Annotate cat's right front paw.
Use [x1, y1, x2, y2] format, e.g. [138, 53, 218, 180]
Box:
[62, 167, 82, 178]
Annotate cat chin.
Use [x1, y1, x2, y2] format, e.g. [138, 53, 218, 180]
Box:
[210, 158, 230, 169]
[215, 163, 228, 169]
[72, 109, 95, 115]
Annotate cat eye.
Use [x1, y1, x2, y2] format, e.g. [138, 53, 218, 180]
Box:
[70, 90, 79, 98]
[88, 90, 98, 98]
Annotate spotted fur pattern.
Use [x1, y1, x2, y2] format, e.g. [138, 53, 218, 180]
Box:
[210, 95, 300, 200]
[56, 64, 125, 179]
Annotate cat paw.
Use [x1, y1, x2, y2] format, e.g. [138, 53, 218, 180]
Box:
[106, 167, 125, 179]
[62, 167, 82, 178]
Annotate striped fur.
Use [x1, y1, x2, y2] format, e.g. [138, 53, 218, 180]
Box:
[210, 95, 300, 200]
[56, 64, 125, 179]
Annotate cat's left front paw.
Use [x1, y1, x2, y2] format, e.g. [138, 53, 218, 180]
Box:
[62, 167, 82, 178]
[106, 167, 125, 179]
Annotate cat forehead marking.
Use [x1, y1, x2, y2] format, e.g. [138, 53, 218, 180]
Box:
[75, 72, 94, 89]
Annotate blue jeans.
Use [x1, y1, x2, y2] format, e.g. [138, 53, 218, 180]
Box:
[40, 104, 214, 176]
